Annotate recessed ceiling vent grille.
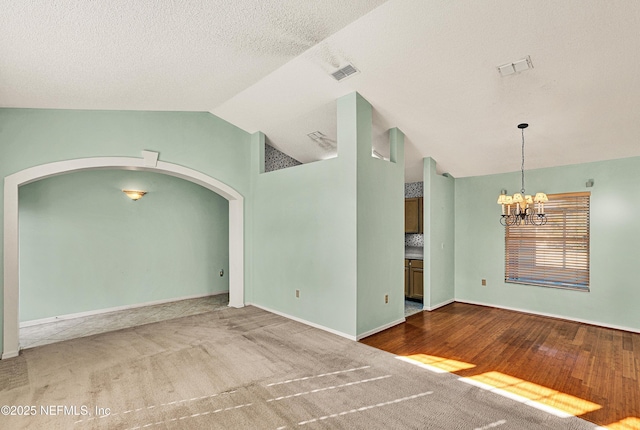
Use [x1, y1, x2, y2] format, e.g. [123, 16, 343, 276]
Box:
[307, 131, 326, 141]
[331, 64, 359, 81]
[497, 56, 533, 77]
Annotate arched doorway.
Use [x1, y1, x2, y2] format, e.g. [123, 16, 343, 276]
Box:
[3, 153, 244, 359]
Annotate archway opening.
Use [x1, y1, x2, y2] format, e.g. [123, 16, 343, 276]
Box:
[3, 155, 244, 359]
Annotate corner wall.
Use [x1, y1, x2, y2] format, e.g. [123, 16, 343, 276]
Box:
[356, 125, 405, 336]
[455, 156, 640, 331]
[423, 158, 455, 310]
[250, 93, 405, 339]
[250, 130, 358, 336]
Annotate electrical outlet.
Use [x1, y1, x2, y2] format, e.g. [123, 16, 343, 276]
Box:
[219, 269, 224, 277]
[384, 294, 389, 304]
[295, 289, 300, 298]
[481, 279, 487, 286]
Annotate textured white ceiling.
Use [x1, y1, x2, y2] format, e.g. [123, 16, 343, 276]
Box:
[0, 0, 386, 110]
[3, 0, 640, 181]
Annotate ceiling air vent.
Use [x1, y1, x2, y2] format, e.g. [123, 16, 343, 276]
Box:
[331, 64, 359, 81]
[307, 131, 326, 142]
[497, 55, 533, 77]
[307, 131, 336, 151]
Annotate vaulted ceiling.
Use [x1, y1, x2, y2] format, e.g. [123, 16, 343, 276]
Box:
[2, 0, 640, 181]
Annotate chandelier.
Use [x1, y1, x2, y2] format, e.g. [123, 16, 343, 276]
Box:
[497, 123, 548, 226]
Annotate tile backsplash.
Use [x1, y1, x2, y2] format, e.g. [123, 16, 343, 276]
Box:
[405, 181, 423, 198]
[405, 233, 424, 247]
[405, 181, 424, 247]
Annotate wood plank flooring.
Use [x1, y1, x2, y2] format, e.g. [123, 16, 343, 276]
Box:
[360, 302, 640, 429]
[2, 305, 596, 430]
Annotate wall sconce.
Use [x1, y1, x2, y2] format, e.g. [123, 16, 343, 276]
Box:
[122, 190, 147, 201]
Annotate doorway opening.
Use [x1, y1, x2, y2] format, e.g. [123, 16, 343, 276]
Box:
[3, 154, 244, 359]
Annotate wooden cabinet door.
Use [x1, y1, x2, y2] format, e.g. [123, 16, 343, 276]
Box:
[409, 259, 424, 300]
[404, 260, 410, 297]
[411, 267, 424, 300]
[418, 197, 424, 234]
[405, 198, 420, 233]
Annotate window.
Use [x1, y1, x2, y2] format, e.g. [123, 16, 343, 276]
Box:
[505, 192, 590, 291]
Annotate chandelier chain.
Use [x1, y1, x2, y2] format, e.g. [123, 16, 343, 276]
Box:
[497, 123, 548, 227]
[520, 127, 525, 194]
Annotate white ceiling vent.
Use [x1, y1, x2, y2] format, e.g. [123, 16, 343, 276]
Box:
[307, 131, 326, 141]
[307, 131, 336, 150]
[497, 56, 533, 77]
[331, 64, 360, 81]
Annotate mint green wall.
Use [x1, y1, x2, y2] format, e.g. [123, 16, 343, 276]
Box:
[1, 109, 252, 351]
[250, 99, 358, 336]
[249, 152, 358, 335]
[356, 124, 405, 335]
[250, 93, 404, 338]
[455, 156, 640, 330]
[19, 170, 229, 321]
[0, 110, 251, 189]
[423, 158, 455, 309]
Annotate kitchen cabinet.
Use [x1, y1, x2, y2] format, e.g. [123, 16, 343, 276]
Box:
[405, 197, 423, 233]
[404, 259, 410, 297]
[404, 259, 423, 300]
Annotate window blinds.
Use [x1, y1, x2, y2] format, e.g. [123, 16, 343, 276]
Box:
[505, 192, 590, 290]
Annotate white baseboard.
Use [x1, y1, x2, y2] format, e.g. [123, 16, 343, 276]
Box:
[425, 298, 454, 311]
[356, 318, 406, 340]
[455, 299, 640, 334]
[249, 303, 405, 341]
[1, 350, 20, 360]
[19, 292, 226, 328]
[249, 303, 357, 341]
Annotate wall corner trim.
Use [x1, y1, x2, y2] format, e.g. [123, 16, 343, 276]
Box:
[425, 298, 454, 311]
[249, 304, 357, 341]
[455, 299, 640, 334]
[1, 350, 19, 360]
[19, 293, 223, 328]
[356, 318, 406, 340]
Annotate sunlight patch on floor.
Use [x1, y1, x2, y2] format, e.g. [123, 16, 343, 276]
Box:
[460, 371, 601, 418]
[396, 354, 475, 373]
[396, 354, 601, 420]
[605, 417, 640, 429]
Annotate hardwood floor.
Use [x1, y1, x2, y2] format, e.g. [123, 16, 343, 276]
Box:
[360, 302, 640, 429]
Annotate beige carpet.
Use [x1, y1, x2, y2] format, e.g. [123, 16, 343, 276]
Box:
[0, 306, 596, 429]
[19, 294, 229, 349]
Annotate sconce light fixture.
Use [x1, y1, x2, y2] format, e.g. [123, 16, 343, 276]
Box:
[122, 190, 147, 201]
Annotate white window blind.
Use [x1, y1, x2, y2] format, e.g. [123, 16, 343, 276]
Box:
[505, 192, 590, 291]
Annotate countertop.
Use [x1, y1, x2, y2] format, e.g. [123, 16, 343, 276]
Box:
[405, 246, 423, 260]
